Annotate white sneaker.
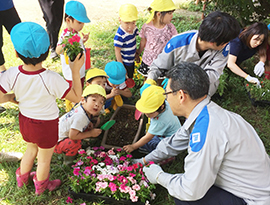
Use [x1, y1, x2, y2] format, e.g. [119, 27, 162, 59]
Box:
[0, 151, 23, 162]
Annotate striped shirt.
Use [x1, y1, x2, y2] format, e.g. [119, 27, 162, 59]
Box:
[114, 26, 138, 66]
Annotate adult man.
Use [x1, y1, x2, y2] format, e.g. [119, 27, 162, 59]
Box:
[38, 0, 65, 59]
[138, 62, 270, 204]
[140, 11, 240, 96]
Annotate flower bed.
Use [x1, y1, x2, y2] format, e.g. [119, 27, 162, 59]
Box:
[69, 147, 155, 204]
[245, 79, 270, 106]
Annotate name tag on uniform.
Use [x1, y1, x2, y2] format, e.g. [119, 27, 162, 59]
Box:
[192, 133, 200, 143]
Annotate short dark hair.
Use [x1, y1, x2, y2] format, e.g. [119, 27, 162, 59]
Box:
[64, 13, 74, 22]
[198, 11, 240, 46]
[239, 22, 268, 54]
[17, 49, 49, 66]
[166, 62, 209, 100]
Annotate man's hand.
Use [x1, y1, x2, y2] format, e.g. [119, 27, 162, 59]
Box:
[143, 164, 164, 184]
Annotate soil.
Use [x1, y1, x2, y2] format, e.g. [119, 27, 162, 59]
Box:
[105, 107, 141, 147]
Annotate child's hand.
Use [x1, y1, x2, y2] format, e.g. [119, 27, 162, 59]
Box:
[69, 52, 85, 72]
[89, 128, 102, 138]
[9, 93, 18, 104]
[111, 88, 120, 97]
[82, 32, 90, 43]
[123, 144, 135, 153]
[135, 52, 140, 63]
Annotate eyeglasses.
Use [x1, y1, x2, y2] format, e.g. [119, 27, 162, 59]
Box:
[163, 90, 187, 96]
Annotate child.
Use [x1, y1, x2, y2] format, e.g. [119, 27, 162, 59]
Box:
[85, 67, 108, 88]
[123, 85, 181, 153]
[104, 61, 132, 103]
[56, 0, 90, 111]
[136, 0, 177, 81]
[54, 84, 106, 166]
[114, 3, 139, 79]
[0, 22, 84, 194]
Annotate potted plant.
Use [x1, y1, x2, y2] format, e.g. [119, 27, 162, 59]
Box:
[101, 104, 145, 149]
[69, 147, 156, 204]
[245, 79, 270, 106]
[61, 28, 84, 63]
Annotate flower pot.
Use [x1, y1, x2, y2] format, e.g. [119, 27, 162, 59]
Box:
[68, 188, 145, 205]
[247, 90, 270, 107]
[101, 104, 145, 149]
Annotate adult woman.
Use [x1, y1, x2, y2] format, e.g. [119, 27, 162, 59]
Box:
[227, 22, 268, 85]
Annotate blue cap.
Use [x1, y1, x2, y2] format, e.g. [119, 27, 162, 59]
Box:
[65, 1, 90, 23]
[268, 24, 270, 31]
[10, 22, 50, 58]
[104, 61, 126, 85]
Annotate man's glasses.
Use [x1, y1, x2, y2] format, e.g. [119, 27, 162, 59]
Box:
[163, 90, 187, 97]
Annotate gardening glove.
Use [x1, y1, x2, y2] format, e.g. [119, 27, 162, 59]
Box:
[254, 61, 265, 77]
[143, 164, 164, 184]
[140, 79, 157, 95]
[245, 75, 260, 87]
[161, 78, 168, 90]
[131, 158, 145, 165]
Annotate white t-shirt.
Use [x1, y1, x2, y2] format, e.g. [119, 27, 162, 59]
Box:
[58, 105, 90, 141]
[57, 30, 86, 81]
[0, 65, 70, 120]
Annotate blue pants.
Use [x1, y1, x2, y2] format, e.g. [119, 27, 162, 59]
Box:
[174, 185, 246, 205]
[141, 136, 161, 152]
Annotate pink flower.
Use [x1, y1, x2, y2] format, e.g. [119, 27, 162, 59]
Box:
[73, 167, 80, 176]
[126, 154, 132, 158]
[130, 195, 138, 202]
[119, 156, 126, 161]
[63, 28, 69, 35]
[116, 148, 122, 152]
[66, 196, 73, 203]
[126, 166, 133, 171]
[83, 166, 92, 176]
[127, 176, 137, 184]
[97, 174, 105, 180]
[80, 203, 86, 205]
[98, 151, 106, 158]
[132, 184, 140, 191]
[107, 174, 115, 181]
[93, 147, 99, 150]
[78, 150, 86, 154]
[91, 159, 98, 164]
[107, 149, 115, 155]
[68, 38, 74, 45]
[129, 189, 136, 197]
[129, 173, 136, 177]
[109, 182, 117, 192]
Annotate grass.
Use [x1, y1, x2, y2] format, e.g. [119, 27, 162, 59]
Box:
[1, 10, 270, 205]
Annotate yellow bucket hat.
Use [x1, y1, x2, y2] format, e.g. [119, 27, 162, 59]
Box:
[119, 4, 138, 22]
[82, 84, 106, 98]
[136, 85, 165, 113]
[146, 0, 177, 24]
[86, 68, 108, 82]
